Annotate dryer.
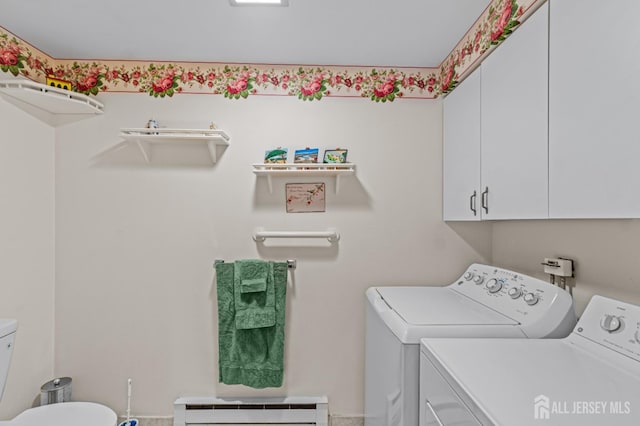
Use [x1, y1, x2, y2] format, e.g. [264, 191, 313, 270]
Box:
[365, 263, 577, 426]
[420, 295, 640, 425]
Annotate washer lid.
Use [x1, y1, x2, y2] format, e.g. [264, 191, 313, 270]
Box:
[376, 287, 517, 326]
[12, 402, 117, 426]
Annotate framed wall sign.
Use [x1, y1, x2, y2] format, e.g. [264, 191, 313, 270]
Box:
[286, 183, 325, 213]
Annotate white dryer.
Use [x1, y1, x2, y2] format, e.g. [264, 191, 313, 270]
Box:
[420, 295, 640, 425]
[365, 263, 577, 426]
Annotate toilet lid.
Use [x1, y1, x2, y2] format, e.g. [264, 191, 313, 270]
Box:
[11, 402, 117, 426]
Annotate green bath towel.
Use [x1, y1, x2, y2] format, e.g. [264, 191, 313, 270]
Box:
[234, 259, 276, 330]
[216, 260, 287, 388]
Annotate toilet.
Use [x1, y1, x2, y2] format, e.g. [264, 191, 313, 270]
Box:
[0, 319, 117, 426]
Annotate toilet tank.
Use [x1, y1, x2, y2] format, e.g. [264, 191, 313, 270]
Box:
[0, 319, 17, 401]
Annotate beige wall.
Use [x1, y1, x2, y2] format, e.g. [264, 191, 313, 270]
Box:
[0, 98, 55, 419]
[53, 94, 490, 417]
[492, 220, 640, 315]
[7, 85, 640, 421]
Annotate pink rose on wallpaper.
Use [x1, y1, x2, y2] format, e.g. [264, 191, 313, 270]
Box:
[491, 1, 513, 41]
[207, 72, 216, 80]
[152, 74, 175, 93]
[132, 71, 141, 79]
[373, 80, 395, 98]
[0, 43, 21, 66]
[77, 74, 98, 91]
[474, 29, 482, 46]
[441, 63, 455, 93]
[0, 49, 18, 65]
[226, 78, 248, 95]
[300, 79, 322, 96]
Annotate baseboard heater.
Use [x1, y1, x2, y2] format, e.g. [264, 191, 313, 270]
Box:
[173, 396, 328, 426]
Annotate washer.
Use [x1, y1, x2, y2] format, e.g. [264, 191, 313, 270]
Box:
[420, 295, 640, 425]
[365, 263, 577, 426]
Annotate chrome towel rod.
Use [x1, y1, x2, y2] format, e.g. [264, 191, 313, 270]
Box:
[214, 259, 297, 270]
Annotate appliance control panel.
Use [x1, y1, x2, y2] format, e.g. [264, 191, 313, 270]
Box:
[452, 264, 573, 327]
[574, 295, 640, 363]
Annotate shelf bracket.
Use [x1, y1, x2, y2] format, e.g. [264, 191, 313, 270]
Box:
[136, 140, 151, 163]
[207, 141, 218, 163]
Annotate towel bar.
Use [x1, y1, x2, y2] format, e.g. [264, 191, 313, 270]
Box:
[214, 259, 297, 269]
[252, 229, 340, 243]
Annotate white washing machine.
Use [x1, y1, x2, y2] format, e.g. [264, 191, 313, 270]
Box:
[365, 263, 577, 426]
[420, 295, 640, 426]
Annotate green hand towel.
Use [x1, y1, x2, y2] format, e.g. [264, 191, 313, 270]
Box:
[234, 260, 276, 329]
[240, 278, 267, 293]
[216, 260, 287, 389]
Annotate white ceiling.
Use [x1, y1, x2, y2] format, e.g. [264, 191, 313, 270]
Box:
[0, 0, 491, 68]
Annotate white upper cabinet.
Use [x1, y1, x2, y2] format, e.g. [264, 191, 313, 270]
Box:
[549, 0, 640, 218]
[443, 68, 481, 221]
[480, 3, 549, 220]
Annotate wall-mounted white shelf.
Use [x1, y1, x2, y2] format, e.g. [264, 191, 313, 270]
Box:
[252, 163, 356, 193]
[0, 79, 104, 126]
[120, 128, 230, 163]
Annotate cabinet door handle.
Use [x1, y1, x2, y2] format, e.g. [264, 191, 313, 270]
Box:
[470, 191, 477, 216]
[481, 187, 489, 214]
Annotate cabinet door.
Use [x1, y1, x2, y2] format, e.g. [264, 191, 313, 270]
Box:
[443, 68, 481, 221]
[480, 3, 548, 220]
[549, 0, 640, 218]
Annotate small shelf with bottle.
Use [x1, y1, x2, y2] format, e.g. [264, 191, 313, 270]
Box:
[119, 128, 230, 163]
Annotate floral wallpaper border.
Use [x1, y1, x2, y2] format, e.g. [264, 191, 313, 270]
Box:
[438, 0, 543, 95]
[0, 0, 544, 102]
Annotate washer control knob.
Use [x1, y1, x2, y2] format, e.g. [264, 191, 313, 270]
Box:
[464, 272, 474, 281]
[635, 329, 640, 344]
[523, 292, 539, 306]
[486, 278, 502, 293]
[473, 275, 485, 285]
[600, 315, 622, 333]
[508, 287, 522, 299]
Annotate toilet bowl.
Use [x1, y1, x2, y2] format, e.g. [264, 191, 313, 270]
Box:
[0, 319, 117, 426]
[1, 401, 117, 426]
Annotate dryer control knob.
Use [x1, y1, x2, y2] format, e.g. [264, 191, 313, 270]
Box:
[486, 278, 502, 293]
[523, 292, 539, 306]
[473, 275, 484, 285]
[508, 287, 522, 299]
[464, 272, 474, 281]
[635, 329, 640, 344]
[600, 315, 622, 333]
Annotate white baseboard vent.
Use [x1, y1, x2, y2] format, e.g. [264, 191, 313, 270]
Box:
[173, 396, 328, 426]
